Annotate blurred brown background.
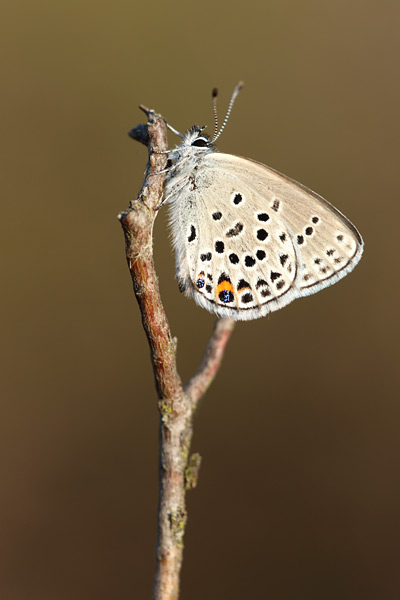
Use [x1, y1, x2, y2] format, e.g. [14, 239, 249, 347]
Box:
[1, 1, 399, 598]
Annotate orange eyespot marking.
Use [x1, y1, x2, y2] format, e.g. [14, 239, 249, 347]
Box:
[216, 280, 234, 295]
[196, 272, 205, 289]
[216, 279, 235, 304]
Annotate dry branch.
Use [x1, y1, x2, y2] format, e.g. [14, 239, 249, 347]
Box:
[118, 106, 235, 600]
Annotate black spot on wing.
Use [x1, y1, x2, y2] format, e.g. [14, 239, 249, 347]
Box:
[244, 256, 256, 267]
[218, 272, 231, 285]
[256, 250, 266, 260]
[256, 229, 268, 241]
[256, 279, 268, 289]
[226, 222, 244, 238]
[241, 293, 253, 304]
[271, 199, 280, 212]
[256, 279, 272, 297]
[237, 279, 250, 291]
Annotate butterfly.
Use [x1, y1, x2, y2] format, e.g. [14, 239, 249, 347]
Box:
[161, 82, 363, 321]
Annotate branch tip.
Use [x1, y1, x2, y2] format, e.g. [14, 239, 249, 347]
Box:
[121, 103, 235, 600]
[139, 103, 151, 115]
[184, 318, 235, 406]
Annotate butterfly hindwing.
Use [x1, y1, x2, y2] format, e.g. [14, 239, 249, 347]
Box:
[168, 152, 363, 321]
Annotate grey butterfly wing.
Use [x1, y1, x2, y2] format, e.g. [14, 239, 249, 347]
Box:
[169, 166, 296, 319]
[214, 154, 364, 290]
[169, 152, 363, 321]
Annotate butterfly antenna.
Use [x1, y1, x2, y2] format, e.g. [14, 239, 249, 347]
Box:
[166, 122, 185, 139]
[212, 81, 244, 143]
[212, 87, 219, 140]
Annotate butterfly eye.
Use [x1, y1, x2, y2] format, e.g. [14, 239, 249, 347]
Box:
[192, 137, 208, 147]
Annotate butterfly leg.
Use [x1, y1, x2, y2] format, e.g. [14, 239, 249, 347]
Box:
[155, 178, 189, 210]
[147, 151, 192, 176]
[149, 154, 193, 177]
[148, 167, 172, 176]
[155, 190, 179, 210]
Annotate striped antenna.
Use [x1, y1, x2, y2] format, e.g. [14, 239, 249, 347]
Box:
[211, 81, 244, 143]
[212, 88, 219, 141]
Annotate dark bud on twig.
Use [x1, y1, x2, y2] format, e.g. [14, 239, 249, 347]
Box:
[128, 123, 149, 146]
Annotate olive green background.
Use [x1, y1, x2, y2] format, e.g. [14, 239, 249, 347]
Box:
[2, 1, 399, 598]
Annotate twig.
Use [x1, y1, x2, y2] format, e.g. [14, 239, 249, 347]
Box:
[185, 318, 235, 408]
[118, 106, 235, 600]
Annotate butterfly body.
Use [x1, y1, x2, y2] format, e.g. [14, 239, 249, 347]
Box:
[164, 124, 363, 321]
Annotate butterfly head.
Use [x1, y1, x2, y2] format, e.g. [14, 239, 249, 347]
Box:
[165, 83, 244, 179]
[166, 125, 214, 166]
[183, 125, 214, 150]
[165, 82, 244, 155]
